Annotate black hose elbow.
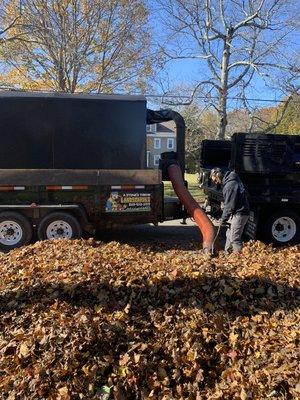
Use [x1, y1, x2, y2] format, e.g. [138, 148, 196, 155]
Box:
[160, 151, 181, 180]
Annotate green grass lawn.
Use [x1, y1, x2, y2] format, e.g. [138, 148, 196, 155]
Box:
[163, 173, 205, 202]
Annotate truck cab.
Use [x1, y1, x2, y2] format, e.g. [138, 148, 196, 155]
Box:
[199, 132, 300, 246]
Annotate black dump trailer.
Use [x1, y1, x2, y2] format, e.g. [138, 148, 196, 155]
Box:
[0, 92, 147, 170]
[0, 91, 186, 251]
[199, 132, 300, 246]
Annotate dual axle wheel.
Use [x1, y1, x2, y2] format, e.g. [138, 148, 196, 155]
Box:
[0, 209, 299, 251]
[0, 211, 82, 252]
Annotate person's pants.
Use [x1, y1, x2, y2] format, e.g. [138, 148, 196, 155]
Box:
[225, 214, 249, 254]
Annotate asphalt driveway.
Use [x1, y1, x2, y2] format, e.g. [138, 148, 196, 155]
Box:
[96, 218, 225, 251]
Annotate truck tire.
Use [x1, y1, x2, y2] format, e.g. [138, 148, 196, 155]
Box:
[0, 211, 33, 252]
[264, 210, 300, 246]
[38, 212, 82, 241]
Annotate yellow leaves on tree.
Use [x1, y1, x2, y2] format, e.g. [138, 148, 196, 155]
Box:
[0, 0, 153, 93]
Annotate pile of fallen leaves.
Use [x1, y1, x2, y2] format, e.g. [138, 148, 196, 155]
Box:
[0, 239, 299, 400]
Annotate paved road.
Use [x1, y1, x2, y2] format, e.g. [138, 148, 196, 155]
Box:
[97, 218, 225, 251]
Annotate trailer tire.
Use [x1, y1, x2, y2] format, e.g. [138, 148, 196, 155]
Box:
[264, 210, 300, 246]
[0, 211, 33, 252]
[38, 212, 82, 241]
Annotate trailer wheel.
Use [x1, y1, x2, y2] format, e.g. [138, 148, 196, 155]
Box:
[38, 212, 82, 241]
[0, 212, 33, 251]
[264, 210, 300, 246]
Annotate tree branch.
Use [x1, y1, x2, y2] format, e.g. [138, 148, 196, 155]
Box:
[233, 0, 266, 31]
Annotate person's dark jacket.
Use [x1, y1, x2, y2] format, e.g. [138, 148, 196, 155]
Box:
[221, 171, 250, 222]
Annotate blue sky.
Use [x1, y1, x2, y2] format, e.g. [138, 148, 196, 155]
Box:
[159, 58, 288, 109]
[146, 0, 300, 111]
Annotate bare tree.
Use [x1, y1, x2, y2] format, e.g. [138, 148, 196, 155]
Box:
[2, 0, 153, 93]
[157, 0, 300, 138]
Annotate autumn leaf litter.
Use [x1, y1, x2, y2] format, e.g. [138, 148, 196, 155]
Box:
[0, 239, 299, 399]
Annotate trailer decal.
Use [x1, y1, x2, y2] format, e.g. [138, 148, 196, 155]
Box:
[106, 192, 151, 212]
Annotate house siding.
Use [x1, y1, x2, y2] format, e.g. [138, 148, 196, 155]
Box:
[146, 121, 177, 168]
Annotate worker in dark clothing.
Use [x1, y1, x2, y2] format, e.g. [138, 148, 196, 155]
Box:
[210, 168, 250, 253]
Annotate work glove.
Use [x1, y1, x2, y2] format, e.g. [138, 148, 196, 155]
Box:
[219, 219, 230, 227]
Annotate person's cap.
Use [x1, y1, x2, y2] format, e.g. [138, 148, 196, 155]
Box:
[210, 167, 222, 178]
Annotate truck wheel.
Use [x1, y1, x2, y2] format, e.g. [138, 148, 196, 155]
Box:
[0, 212, 33, 251]
[264, 210, 300, 246]
[38, 212, 82, 241]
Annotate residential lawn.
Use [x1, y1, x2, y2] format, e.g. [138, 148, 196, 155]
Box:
[163, 173, 205, 202]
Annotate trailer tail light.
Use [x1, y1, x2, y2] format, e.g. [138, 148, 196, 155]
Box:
[0, 186, 25, 191]
[46, 186, 89, 191]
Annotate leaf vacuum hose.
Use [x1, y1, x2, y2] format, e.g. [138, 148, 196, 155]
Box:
[167, 163, 215, 253]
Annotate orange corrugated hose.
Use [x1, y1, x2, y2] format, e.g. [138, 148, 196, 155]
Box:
[168, 164, 215, 252]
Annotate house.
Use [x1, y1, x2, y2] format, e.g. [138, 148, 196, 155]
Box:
[146, 120, 177, 168]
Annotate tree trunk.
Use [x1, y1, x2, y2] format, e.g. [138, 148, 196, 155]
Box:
[217, 88, 227, 139]
[217, 34, 232, 139]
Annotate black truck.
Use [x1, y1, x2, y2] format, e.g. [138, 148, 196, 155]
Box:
[0, 91, 189, 251]
[199, 132, 300, 245]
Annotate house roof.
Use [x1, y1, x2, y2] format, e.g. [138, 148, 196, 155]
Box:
[157, 120, 176, 133]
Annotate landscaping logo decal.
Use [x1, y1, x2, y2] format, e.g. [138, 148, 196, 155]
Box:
[106, 192, 151, 212]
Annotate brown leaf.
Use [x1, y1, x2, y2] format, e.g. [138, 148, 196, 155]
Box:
[227, 349, 238, 362]
[240, 387, 247, 400]
[19, 343, 30, 358]
[119, 353, 131, 366]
